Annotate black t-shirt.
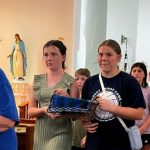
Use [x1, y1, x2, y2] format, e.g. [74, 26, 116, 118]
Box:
[82, 71, 146, 128]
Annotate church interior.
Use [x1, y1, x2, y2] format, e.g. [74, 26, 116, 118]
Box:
[0, 0, 150, 149]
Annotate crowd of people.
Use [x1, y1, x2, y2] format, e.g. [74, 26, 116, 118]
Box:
[1, 38, 150, 150]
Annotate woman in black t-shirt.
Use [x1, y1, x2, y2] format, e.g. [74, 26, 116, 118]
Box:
[81, 39, 146, 150]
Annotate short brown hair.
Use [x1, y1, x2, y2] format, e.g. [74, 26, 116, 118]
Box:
[75, 68, 91, 78]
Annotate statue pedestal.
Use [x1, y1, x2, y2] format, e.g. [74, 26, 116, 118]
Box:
[11, 81, 29, 107]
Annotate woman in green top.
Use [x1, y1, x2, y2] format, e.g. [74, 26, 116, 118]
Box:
[28, 40, 79, 150]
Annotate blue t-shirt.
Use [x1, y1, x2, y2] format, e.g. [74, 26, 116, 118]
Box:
[0, 69, 19, 150]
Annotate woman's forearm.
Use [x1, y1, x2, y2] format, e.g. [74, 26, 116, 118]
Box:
[97, 97, 144, 120]
[0, 115, 15, 127]
[110, 105, 144, 120]
[0, 127, 9, 132]
[28, 107, 46, 118]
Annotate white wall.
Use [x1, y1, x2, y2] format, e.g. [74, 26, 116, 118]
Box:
[74, 0, 150, 73]
[84, 0, 107, 74]
[106, 0, 150, 70]
[0, 0, 74, 83]
[106, 0, 139, 72]
[136, 0, 150, 68]
[74, 0, 140, 74]
[73, 0, 107, 75]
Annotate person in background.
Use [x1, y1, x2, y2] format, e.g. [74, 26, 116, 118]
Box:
[147, 65, 150, 86]
[28, 40, 79, 150]
[72, 68, 90, 150]
[130, 62, 150, 150]
[0, 68, 19, 150]
[8, 33, 27, 80]
[81, 39, 146, 150]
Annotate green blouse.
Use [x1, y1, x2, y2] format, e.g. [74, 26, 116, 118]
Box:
[33, 72, 74, 150]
